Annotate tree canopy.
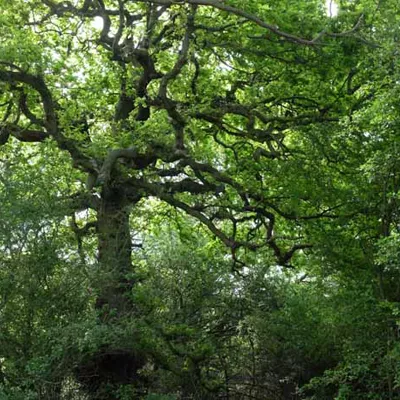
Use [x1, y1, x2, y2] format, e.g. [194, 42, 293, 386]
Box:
[1, 0, 400, 399]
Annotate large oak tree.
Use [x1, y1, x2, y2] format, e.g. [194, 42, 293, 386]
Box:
[0, 0, 398, 398]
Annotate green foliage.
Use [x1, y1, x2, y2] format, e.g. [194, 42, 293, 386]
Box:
[1, 0, 400, 399]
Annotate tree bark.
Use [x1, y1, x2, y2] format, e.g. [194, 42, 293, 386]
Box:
[96, 186, 134, 316]
[75, 186, 146, 398]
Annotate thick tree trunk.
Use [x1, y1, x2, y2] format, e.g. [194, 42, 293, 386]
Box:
[95, 187, 134, 316]
[98, 195, 132, 275]
[75, 187, 146, 398]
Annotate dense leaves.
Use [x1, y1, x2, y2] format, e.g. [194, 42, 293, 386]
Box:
[1, 0, 400, 399]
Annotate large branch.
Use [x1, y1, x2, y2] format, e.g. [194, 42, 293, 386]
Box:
[178, 158, 350, 221]
[41, 0, 358, 53]
[0, 124, 48, 142]
[134, 179, 240, 248]
[97, 148, 159, 186]
[0, 69, 57, 133]
[18, 91, 45, 127]
[124, 163, 313, 266]
[157, 6, 196, 150]
[135, 0, 358, 46]
[0, 68, 96, 172]
[97, 142, 191, 187]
